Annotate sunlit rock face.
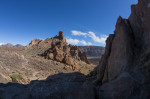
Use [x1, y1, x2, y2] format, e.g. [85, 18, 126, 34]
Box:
[26, 31, 89, 71]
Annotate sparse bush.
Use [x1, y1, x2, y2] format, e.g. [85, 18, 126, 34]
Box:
[10, 73, 24, 83]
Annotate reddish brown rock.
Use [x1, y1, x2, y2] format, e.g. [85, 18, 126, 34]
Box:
[39, 31, 89, 71]
[27, 39, 42, 48]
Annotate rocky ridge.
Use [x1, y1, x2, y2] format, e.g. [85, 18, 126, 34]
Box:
[26, 31, 89, 71]
[0, 43, 25, 49]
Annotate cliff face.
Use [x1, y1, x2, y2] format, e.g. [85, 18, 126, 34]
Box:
[94, 0, 150, 98]
[96, 0, 150, 84]
[96, 17, 135, 83]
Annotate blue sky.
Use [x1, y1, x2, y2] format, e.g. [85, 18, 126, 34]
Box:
[0, 0, 137, 46]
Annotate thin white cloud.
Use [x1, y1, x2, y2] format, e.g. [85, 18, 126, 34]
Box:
[66, 39, 80, 45]
[80, 40, 92, 45]
[0, 43, 4, 46]
[88, 31, 108, 44]
[66, 38, 92, 46]
[71, 30, 87, 36]
[71, 30, 108, 44]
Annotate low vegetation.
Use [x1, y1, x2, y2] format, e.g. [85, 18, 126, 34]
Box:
[10, 73, 24, 83]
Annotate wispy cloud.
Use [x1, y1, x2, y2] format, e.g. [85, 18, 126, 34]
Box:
[71, 30, 87, 36]
[66, 38, 80, 45]
[88, 31, 108, 44]
[71, 30, 108, 44]
[0, 43, 4, 46]
[66, 38, 92, 46]
[80, 40, 92, 45]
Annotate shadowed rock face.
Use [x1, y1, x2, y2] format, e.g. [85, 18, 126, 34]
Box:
[0, 73, 97, 99]
[93, 0, 150, 98]
[95, 0, 150, 83]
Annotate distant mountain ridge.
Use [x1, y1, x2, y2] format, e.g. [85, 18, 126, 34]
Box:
[0, 43, 25, 49]
[78, 46, 105, 58]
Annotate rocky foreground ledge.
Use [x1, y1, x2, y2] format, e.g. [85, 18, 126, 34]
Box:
[0, 72, 97, 99]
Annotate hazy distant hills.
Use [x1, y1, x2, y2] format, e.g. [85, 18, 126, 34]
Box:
[0, 43, 25, 49]
[78, 46, 105, 58]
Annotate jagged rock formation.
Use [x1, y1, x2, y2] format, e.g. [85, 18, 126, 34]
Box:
[93, 0, 150, 98]
[27, 39, 42, 48]
[95, 0, 150, 83]
[25, 31, 89, 71]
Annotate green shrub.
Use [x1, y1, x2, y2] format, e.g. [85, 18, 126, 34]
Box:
[10, 73, 24, 83]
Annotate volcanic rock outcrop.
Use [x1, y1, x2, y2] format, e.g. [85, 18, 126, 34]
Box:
[27, 39, 42, 48]
[26, 31, 89, 71]
[93, 0, 150, 98]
